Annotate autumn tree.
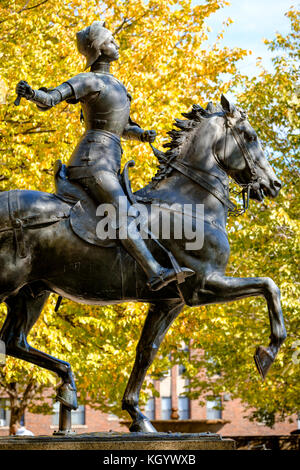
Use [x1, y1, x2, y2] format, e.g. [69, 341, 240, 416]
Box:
[176, 7, 299, 427]
[0, 0, 249, 431]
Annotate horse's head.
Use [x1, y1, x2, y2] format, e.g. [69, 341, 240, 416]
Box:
[214, 95, 281, 201]
[151, 96, 281, 208]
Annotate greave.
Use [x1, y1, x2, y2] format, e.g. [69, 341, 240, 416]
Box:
[117, 221, 161, 278]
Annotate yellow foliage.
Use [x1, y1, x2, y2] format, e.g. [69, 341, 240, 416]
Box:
[0, 0, 247, 193]
[1, 1, 298, 424]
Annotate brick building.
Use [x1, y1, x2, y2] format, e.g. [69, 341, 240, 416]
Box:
[0, 363, 298, 436]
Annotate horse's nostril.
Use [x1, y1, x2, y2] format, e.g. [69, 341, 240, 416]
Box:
[273, 179, 282, 189]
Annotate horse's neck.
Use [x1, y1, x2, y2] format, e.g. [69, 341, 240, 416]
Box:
[139, 130, 229, 226]
[182, 129, 228, 186]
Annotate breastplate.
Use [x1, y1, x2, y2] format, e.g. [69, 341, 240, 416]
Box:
[81, 74, 131, 135]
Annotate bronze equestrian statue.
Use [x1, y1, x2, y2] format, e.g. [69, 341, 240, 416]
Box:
[0, 21, 286, 433]
[15, 21, 193, 293]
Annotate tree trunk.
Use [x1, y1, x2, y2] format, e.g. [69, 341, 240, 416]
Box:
[8, 383, 25, 435]
[9, 402, 22, 435]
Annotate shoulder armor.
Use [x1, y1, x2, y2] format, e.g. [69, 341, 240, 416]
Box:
[65, 73, 106, 101]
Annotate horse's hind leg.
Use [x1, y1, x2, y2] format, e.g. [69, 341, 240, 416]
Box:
[0, 286, 77, 409]
[122, 299, 184, 432]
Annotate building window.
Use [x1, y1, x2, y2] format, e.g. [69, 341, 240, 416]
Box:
[206, 397, 222, 420]
[160, 369, 171, 396]
[72, 405, 85, 425]
[0, 399, 10, 427]
[144, 397, 155, 421]
[107, 401, 119, 421]
[161, 397, 172, 420]
[52, 402, 85, 426]
[178, 396, 190, 419]
[108, 412, 119, 421]
[178, 361, 190, 419]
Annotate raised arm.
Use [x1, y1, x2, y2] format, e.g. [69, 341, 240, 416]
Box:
[122, 116, 157, 143]
[15, 73, 104, 111]
[15, 80, 74, 111]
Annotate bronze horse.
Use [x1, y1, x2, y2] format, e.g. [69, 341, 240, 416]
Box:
[0, 96, 286, 432]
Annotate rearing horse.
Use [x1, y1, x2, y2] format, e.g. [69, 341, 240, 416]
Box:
[0, 95, 286, 432]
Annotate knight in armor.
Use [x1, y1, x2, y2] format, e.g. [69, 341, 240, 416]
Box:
[16, 21, 194, 291]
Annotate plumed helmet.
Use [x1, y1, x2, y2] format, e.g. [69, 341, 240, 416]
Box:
[76, 21, 111, 69]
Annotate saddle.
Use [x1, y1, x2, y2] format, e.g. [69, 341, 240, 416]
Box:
[54, 161, 184, 276]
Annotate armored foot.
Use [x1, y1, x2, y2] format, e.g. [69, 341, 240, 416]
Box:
[148, 267, 194, 291]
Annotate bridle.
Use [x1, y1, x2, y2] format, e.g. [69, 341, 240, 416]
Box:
[150, 112, 260, 217]
[224, 113, 261, 215]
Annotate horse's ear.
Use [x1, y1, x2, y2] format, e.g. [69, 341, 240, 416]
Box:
[206, 102, 215, 113]
[221, 94, 236, 115]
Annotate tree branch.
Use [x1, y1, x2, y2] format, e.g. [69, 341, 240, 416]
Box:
[0, 1, 49, 25]
[21, 129, 56, 135]
[18, 0, 49, 13]
[6, 382, 19, 400]
[19, 379, 36, 409]
[0, 378, 8, 390]
[113, 11, 150, 36]
[56, 312, 105, 352]
[41, 168, 53, 175]
[17, 1, 30, 13]
[113, 17, 133, 36]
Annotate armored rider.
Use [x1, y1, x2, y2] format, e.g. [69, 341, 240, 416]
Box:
[16, 21, 194, 291]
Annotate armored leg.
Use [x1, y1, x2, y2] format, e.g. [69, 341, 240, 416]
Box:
[75, 172, 194, 290]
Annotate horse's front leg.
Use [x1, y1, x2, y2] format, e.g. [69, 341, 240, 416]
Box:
[192, 273, 287, 379]
[122, 299, 184, 432]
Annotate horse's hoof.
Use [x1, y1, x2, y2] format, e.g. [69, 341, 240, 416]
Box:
[254, 346, 274, 380]
[56, 383, 78, 410]
[129, 418, 157, 433]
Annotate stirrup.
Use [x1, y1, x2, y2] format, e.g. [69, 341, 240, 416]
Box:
[148, 267, 194, 291]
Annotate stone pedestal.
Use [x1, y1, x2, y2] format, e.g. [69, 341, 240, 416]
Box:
[0, 432, 235, 450]
[122, 419, 230, 434]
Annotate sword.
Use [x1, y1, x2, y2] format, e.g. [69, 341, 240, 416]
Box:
[14, 94, 22, 106]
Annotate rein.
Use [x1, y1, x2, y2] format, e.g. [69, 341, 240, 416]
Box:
[224, 115, 260, 215]
[158, 155, 236, 212]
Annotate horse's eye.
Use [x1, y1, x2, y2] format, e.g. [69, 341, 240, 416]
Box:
[243, 131, 256, 143]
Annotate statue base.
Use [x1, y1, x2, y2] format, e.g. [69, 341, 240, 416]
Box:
[0, 432, 235, 450]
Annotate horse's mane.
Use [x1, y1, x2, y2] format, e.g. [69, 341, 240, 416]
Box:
[150, 101, 224, 186]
